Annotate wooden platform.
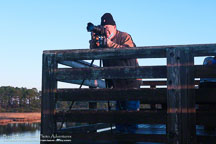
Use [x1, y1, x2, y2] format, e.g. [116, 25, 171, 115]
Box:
[41, 43, 216, 144]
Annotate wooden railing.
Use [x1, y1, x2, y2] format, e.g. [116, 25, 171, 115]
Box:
[41, 44, 216, 144]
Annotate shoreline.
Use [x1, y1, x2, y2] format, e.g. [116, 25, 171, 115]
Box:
[0, 112, 41, 125]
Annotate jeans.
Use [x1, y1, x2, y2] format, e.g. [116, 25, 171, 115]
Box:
[116, 100, 140, 133]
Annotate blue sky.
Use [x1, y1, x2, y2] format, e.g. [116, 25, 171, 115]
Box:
[0, 0, 216, 90]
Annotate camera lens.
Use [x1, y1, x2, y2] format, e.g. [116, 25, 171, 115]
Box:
[87, 23, 94, 32]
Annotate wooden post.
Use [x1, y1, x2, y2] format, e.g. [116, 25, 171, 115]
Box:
[89, 86, 97, 110]
[167, 48, 196, 144]
[41, 53, 57, 143]
[150, 85, 156, 110]
[89, 102, 97, 110]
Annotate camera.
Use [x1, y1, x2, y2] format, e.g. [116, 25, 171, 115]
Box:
[87, 22, 107, 48]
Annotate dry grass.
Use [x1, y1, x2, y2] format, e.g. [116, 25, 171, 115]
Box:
[0, 112, 41, 125]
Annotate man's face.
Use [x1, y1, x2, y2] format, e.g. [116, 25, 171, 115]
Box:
[104, 25, 116, 40]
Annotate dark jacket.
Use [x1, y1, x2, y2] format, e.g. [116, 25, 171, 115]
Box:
[103, 30, 141, 88]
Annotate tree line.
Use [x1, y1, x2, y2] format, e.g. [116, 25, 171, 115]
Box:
[0, 86, 110, 112]
[0, 86, 41, 112]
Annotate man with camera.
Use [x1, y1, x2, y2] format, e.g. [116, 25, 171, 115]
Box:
[89, 13, 141, 134]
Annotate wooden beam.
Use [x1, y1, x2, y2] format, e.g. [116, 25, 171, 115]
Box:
[142, 80, 200, 86]
[56, 66, 167, 80]
[59, 79, 106, 88]
[166, 48, 196, 144]
[56, 88, 167, 103]
[59, 60, 99, 68]
[196, 111, 216, 127]
[191, 43, 216, 56]
[55, 110, 216, 126]
[54, 133, 167, 143]
[54, 47, 167, 60]
[56, 65, 216, 81]
[195, 65, 216, 78]
[44, 134, 216, 144]
[56, 88, 216, 104]
[197, 135, 216, 144]
[196, 88, 216, 104]
[41, 53, 57, 143]
[57, 123, 111, 133]
[55, 110, 167, 124]
[43, 43, 216, 60]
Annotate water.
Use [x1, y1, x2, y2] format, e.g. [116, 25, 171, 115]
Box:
[0, 123, 215, 144]
[0, 123, 166, 144]
[0, 123, 40, 144]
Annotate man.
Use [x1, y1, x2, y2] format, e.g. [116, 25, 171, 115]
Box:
[199, 56, 216, 131]
[90, 13, 141, 133]
[200, 56, 216, 86]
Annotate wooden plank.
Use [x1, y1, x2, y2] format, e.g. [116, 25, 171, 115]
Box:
[59, 60, 99, 68]
[53, 47, 167, 60]
[181, 49, 196, 144]
[55, 110, 167, 124]
[41, 133, 216, 144]
[55, 111, 216, 126]
[167, 48, 180, 144]
[41, 53, 57, 143]
[142, 80, 167, 86]
[197, 135, 216, 144]
[166, 48, 196, 144]
[56, 66, 167, 80]
[196, 111, 216, 127]
[142, 80, 200, 86]
[54, 133, 167, 143]
[191, 43, 216, 56]
[195, 65, 216, 78]
[196, 88, 216, 104]
[56, 88, 167, 103]
[56, 88, 216, 104]
[43, 43, 216, 60]
[57, 123, 111, 133]
[56, 65, 216, 81]
[60, 79, 106, 88]
[88, 87, 98, 115]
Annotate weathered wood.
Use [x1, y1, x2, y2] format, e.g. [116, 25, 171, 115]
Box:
[56, 88, 216, 104]
[57, 123, 111, 133]
[55, 110, 216, 126]
[88, 87, 98, 119]
[195, 65, 216, 78]
[54, 133, 167, 143]
[55, 110, 167, 124]
[56, 88, 166, 103]
[46, 134, 216, 144]
[142, 80, 200, 86]
[142, 80, 167, 86]
[59, 60, 98, 68]
[59, 60, 106, 87]
[60, 79, 106, 88]
[54, 47, 167, 61]
[196, 111, 216, 127]
[43, 43, 216, 60]
[56, 65, 216, 81]
[41, 53, 57, 143]
[181, 49, 196, 144]
[41, 43, 216, 144]
[166, 48, 196, 144]
[56, 66, 167, 80]
[196, 88, 216, 104]
[191, 43, 216, 56]
[197, 135, 216, 144]
[88, 102, 97, 110]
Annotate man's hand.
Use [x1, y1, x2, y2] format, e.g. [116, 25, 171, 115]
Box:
[106, 38, 114, 48]
[89, 32, 96, 49]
